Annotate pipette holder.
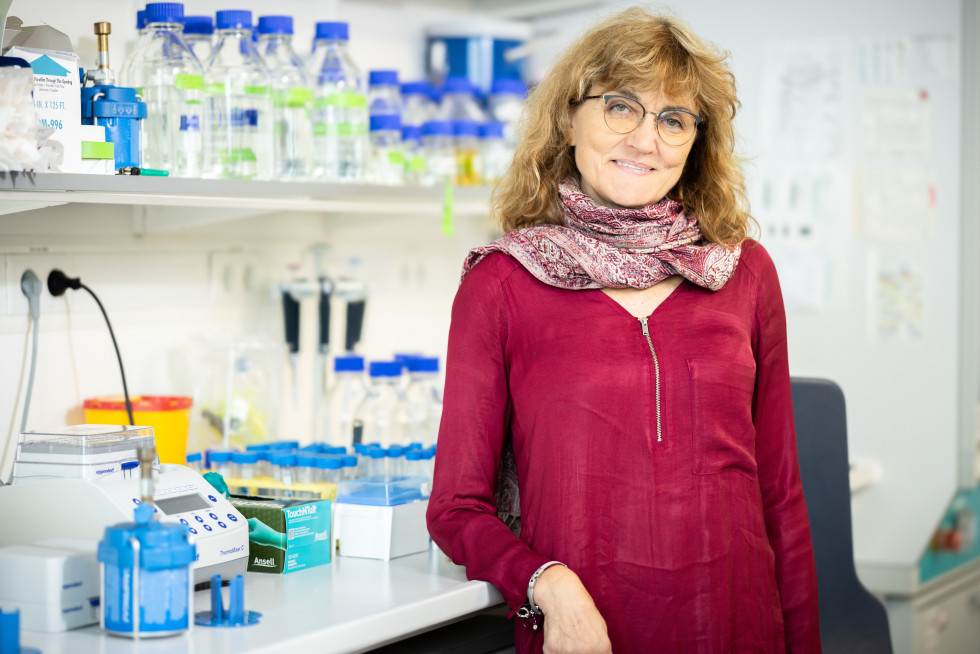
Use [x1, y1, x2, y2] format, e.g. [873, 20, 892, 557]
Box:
[80, 85, 146, 169]
[194, 574, 261, 626]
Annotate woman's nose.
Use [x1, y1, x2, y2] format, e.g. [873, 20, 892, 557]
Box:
[623, 114, 661, 151]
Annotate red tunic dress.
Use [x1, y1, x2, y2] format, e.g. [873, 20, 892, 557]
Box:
[426, 240, 821, 653]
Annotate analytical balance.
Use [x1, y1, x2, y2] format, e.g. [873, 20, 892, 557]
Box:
[0, 425, 247, 583]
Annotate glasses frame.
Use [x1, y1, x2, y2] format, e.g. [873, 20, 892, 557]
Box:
[580, 94, 704, 147]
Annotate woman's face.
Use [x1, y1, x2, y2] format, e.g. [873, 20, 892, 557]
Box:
[568, 88, 698, 209]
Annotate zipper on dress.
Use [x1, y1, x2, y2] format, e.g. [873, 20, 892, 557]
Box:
[638, 316, 663, 443]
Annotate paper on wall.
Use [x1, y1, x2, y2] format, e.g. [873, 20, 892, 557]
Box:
[866, 253, 924, 341]
[857, 168, 935, 241]
[860, 88, 932, 161]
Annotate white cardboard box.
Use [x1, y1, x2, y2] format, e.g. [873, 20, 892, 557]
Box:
[332, 500, 429, 561]
[0, 539, 100, 632]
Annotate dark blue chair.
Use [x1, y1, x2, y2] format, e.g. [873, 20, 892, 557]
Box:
[791, 378, 893, 653]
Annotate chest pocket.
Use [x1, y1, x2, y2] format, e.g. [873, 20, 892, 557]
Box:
[689, 358, 757, 479]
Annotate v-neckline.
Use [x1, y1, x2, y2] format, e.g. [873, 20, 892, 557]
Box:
[593, 278, 688, 320]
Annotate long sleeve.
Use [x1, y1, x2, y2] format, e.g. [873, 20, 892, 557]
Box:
[426, 256, 553, 612]
[749, 245, 822, 652]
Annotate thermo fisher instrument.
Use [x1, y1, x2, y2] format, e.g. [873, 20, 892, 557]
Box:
[0, 425, 247, 583]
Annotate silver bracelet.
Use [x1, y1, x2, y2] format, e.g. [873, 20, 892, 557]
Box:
[527, 561, 567, 614]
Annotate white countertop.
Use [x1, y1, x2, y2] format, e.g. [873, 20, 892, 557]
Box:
[18, 546, 504, 654]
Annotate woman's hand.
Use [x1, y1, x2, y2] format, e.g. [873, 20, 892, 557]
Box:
[533, 565, 612, 654]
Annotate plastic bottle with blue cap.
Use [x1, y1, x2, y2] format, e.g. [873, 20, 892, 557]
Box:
[479, 120, 511, 184]
[203, 9, 274, 179]
[122, 2, 205, 177]
[308, 21, 367, 183]
[438, 76, 485, 122]
[368, 69, 401, 118]
[353, 361, 408, 448]
[421, 120, 456, 187]
[488, 78, 526, 148]
[404, 356, 443, 447]
[401, 81, 436, 128]
[318, 354, 367, 449]
[182, 15, 214, 63]
[453, 119, 481, 185]
[369, 114, 404, 185]
[256, 15, 313, 179]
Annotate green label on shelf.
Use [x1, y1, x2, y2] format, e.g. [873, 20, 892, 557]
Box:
[315, 123, 367, 137]
[175, 73, 204, 90]
[219, 148, 258, 164]
[206, 82, 225, 95]
[314, 92, 366, 109]
[386, 151, 405, 166]
[81, 140, 115, 159]
[406, 155, 426, 172]
[284, 87, 314, 108]
[442, 183, 455, 236]
[185, 99, 202, 106]
[245, 85, 271, 96]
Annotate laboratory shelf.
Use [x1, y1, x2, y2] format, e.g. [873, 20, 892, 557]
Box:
[0, 172, 492, 216]
[17, 545, 504, 654]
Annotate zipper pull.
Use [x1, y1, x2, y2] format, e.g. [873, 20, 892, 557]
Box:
[638, 316, 649, 337]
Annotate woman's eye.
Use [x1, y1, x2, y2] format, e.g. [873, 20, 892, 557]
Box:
[609, 102, 631, 114]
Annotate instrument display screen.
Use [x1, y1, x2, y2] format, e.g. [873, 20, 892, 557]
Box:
[155, 493, 210, 515]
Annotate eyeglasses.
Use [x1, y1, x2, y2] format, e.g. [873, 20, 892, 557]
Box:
[581, 94, 703, 147]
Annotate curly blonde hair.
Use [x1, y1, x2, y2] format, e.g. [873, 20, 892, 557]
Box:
[492, 7, 754, 245]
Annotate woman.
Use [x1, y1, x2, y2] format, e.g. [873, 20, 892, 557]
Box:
[426, 8, 820, 653]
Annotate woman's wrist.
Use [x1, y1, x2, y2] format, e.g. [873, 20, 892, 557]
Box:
[529, 563, 576, 614]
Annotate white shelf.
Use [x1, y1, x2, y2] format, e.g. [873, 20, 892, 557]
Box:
[18, 546, 504, 654]
[0, 172, 492, 217]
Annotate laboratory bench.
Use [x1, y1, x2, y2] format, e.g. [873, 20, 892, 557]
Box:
[17, 545, 506, 654]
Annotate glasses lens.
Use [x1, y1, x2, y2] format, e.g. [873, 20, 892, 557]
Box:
[657, 111, 697, 146]
[602, 96, 643, 134]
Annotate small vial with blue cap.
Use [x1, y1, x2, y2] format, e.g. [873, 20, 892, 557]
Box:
[185, 451, 203, 473]
[295, 453, 317, 484]
[208, 450, 233, 478]
[231, 451, 258, 480]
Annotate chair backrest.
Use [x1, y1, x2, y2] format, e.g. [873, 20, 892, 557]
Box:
[790, 377, 893, 654]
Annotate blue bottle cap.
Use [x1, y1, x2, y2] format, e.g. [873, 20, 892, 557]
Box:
[137, 10, 146, 29]
[257, 15, 293, 35]
[296, 454, 317, 467]
[369, 70, 399, 86]
[370, 115, 401, 132]
[387, 446, 405, 457]
[405, 450, 422, 461]
[186, 452, 202, 462]
[491, 78, 527, 97]
[334, 355, 365, 372]
[342, 455, 357, 467]
[407, 441, 423, 450]
[215, 10, 252, 30]
[271, 453, 297, 466]
[443, 76, 475, 95]
[246, 443, 272, 451]
[315, 21, 348, 41]
[326, 446, 348, 455]
[406, 356, 439, 373]
[422, 120, 453, 137]
[183, 15, 214, 35]
[354, 443, 369, 455]
[271, 440, 299, 450]
[401, 125, 422, 142]
[480, 121, 505, 139]
[369, 448, 387, 459]
[145, 3, 185, 24]
[325, 458, 342, 470]
[208, 450, 233, 463]
[368, 360, 402, 377]
[453, 120, 480, 137]
[231, 451, 258, 464]
[401, 81, 429, 96]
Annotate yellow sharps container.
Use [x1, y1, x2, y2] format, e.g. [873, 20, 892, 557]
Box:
[83, 396, 193, 464]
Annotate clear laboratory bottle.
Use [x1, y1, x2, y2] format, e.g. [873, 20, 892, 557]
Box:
[203, 10, 274, 179]
[368, 70, 401, 118]
[386, 445, 405, 477]
[123, 2, 205, 177]
[421, 120, 456, 187]
[185, 451, 203, 473]
[453, 119, 480, 186]
[342, 455, 358, 480]
[479, 121, 511, 185]
[320, 457, 343, 483]
[272, 452, 296, 487]
[182, 15, 214, 63]
[231, 451, 257, 480]
[404, 356, 443, 447]
[257, 15, 313, 180]
[296, 454, 317, 484]
[308, 21, 368, 183]
[369, 115, 404, 185]
[404, 448, 424, 478]
[366, 448, 387, 478]
[438, 76, 485, 122]
[401, 81, 436, 128]
[320, 355, 367, 449]
[402, 125, 425, 186]
[487, 78, 526, 148]
[353, 361, 407, 448]
[208, 450, 233, 478]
